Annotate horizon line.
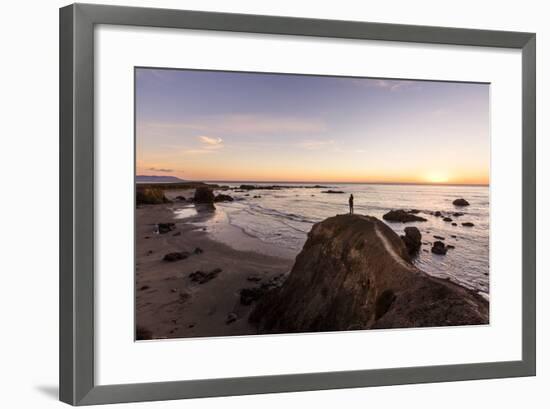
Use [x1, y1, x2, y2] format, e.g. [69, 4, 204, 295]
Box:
[136, 175, 489, 187]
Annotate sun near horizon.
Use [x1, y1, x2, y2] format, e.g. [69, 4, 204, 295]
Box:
[136, 68, 490, 186]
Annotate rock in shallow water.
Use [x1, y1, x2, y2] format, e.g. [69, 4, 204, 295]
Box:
[250, 214, 488, 333]
[431, 240, 447, 255]
[214, 193, 233, 202]
[453, 198, 470, 206]
[401, 226, 422, 255]
[383, 209, 427, 223]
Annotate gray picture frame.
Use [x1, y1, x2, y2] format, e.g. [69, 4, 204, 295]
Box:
[59, 3, 536, 406]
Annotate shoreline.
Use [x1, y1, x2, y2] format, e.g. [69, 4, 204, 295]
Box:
[135, 200, 294, 340]
[136, 186, 489, 339]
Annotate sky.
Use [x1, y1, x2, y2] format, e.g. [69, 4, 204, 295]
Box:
[136, 68, 490, 185]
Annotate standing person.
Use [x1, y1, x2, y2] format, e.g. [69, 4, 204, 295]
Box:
[349, 194, 354, 215]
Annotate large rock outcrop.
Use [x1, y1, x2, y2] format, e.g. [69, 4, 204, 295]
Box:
[250, 214, 488, 333]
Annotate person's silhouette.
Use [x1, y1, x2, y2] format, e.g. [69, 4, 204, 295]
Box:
[349, 194, 354, 215]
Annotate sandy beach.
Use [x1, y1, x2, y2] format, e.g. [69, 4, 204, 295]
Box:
[135, 192, 294, 340]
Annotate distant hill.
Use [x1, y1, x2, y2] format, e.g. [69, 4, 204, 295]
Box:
[136, 175, 186, 183]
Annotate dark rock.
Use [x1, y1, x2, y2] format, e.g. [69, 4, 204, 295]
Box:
[408, 209, 421, 214]
[240, 275, 285, 305]
[240, 287, 266, 306]
[194, 187, 215, 207]
[401, 226, 422, 255]
[193, 247, 203, 255]
[253, 195, 262, 198]
[431, 241, 447, 255]
[447, 245, 455, 249]
[146, 250, 153, 255]
[433, 235, 445, 240]
[136, 188, 170, 205]
[453, 198, 470, 206]
[139, 285, 150, 291]
[250, 214, 488, 333]
[453, 212, 464, 217]
[214, 194, 234, 202]
[443, 217, 453, 222]
[158, 223, 175, 234]
[189, 268, 222, 284]
[162, 251, 190, 262]
[321, 190, 345, 194]
[434, 211, 442, 217]
[452, 223, 457, 226]
[383, 210, 427, 223]
[462, 222, 475, 227]
[451, 235, 457, 238]
[175, 195, 187, 201]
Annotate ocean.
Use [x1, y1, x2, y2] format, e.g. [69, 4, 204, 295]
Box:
[175, 183, 489, 297]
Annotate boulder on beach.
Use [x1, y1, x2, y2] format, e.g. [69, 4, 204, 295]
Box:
[189, 268, 222, 284]
[453, 198, 470, 206]
[462, 222, 475, 227]
[162, 251, 190, 262]
[193, 187, 216, 211]
[443, 217, 453, 222]
[250, 214, 488, 333]
[157, 222, 175, 234]
[401, 226, 422, 255]
[194, 186, 215, 203]
[383, 209, 427, 223]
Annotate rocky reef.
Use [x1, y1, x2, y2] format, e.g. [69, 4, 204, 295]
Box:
[250, 214, 488, 333]
[136, 187, 170, 205]
[382, 209, 427, 223]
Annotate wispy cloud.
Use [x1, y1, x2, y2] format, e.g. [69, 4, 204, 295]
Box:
[148, 167, 173, 172]
[198, 135, 224, 148]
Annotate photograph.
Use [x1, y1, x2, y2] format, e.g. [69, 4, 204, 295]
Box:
[134, 67, 490, 340]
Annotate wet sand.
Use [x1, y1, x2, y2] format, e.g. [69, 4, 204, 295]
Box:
[135, 197, 294, 340]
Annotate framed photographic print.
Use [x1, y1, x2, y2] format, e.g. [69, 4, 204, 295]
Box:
[59, 3, 536, 406]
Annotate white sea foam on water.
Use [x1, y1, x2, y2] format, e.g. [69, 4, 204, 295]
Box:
[178, 183, 489, 295]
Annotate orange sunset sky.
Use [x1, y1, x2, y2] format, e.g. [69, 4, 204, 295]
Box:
[136, 69, 490, 185]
